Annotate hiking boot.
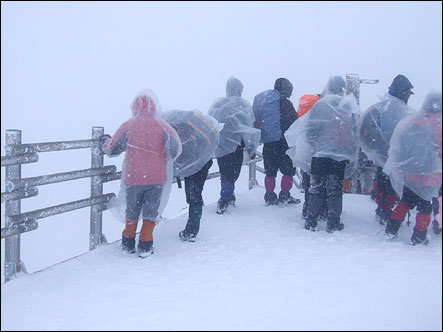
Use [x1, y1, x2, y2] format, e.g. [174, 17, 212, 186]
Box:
[304, 219, 318, 232]
[410, 228, 429, 246]
[278, 191, 301, 205]
[375, 207, 391, 225]
[385, 219, 402, 239]
[179, 230, 196, 242]
[121, 236, 135, 254]
[216, 198, 229, 214]
[216, 195, 235, 214]
[137, 240, 154, 258]
[264, 192, 278, 205]
[326, 221, 344, 233]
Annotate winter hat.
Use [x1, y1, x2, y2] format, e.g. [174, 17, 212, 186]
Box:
[297, 94, 320, 118]
[226, 77, 244, 97]
[274, 78, 293, 99]
[421, 90, 442, 113]
[325, 75, 346, 95]
[388, 74, 414, 98]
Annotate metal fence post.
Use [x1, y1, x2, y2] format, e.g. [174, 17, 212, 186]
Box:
[4, 130, 27, 281]
[345, 74, 379, 194]
[248, 160, 259, 190]
[346, 74, 361, 105]
[89, 127, 107, 250]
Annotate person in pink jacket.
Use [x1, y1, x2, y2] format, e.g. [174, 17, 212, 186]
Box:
[101, 90, 181, 257]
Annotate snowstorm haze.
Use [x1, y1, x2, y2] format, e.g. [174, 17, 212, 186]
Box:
[1, 3, 442, 330]
[1, 1, 442, 144]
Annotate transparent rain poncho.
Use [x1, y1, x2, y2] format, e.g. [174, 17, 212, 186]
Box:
[208, 96, 261, 158]
[285, 93, 360, 178]
[383, 91, 442, 201]
[102, 89, 182, 223]
[162, 109, 222, 178]
[359, 93, 413, 167]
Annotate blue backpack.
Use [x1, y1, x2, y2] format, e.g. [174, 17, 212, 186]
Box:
[252, 90, 282, 143]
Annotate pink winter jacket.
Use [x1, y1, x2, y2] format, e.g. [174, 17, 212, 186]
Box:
[103, 95, 180, 185]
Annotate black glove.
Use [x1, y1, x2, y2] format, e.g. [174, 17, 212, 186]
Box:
[246, 147, 256, 160]
[432, 219, 442, 235]
[98, 134, 111, 152]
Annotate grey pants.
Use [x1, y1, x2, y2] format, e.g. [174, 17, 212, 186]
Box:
[125, 184, 164, 221]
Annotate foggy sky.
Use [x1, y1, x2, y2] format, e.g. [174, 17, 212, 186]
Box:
[1, 1, 442, 143]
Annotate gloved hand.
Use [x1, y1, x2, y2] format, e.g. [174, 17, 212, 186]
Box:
[98, 134, 111, 152]
[246, 147, 256, 160]
[432, 219, 442, 235]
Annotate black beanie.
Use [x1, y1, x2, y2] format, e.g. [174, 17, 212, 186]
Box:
[388, 74, 414, 98]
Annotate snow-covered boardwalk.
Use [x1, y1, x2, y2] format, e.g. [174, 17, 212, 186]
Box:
[1, 189, 441, 331]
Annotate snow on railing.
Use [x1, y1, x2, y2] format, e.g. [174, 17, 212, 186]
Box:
[1, 127, 265, 283]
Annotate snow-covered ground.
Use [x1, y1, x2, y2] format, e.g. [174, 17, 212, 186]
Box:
[1, 178, 442, 331]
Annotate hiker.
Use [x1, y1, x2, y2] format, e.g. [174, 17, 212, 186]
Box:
[383, 91, 442, 245]
[162, 109, 221, 241]
[359, 74, 415, 225]
[100, 89, 181, 257]
[208, 77, 261, 214]
[253, 78, 301, 205]
[287, 76, 360, 232]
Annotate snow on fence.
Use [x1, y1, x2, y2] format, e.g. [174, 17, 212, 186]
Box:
[0, 127, 264, 283]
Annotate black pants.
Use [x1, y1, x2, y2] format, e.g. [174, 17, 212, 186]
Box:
[301, 169, 327, 217]
[307, 157, 347, 224]
[217, 144, 244, 184]
[375, 167, 396, 195]
[184, 159, 213, 206]
[400, 186, 432, 214]
[263, 138, 295, 177]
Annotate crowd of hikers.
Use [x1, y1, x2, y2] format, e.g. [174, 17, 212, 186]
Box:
[99, 74, 442, 257]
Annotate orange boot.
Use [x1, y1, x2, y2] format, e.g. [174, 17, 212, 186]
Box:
[122, 219, 138, 253]
[343, 179, 352, 193]
[138, 220, 155, 258]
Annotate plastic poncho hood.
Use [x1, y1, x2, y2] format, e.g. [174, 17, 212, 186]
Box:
[208, 95, 261, 158]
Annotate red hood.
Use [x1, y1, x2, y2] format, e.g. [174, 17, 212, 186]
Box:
[131, 94, 156, 116]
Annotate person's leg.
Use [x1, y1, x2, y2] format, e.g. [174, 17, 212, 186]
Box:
[305, 157, 328, 231]
[181, 159, 213, 241]
[325, 159, 347, 233]
[274, 140, 300, 204]
[375, 168, 398, 225]
[138, 184, 163, 257]
[122, 185, 143, 253]
[410, 198, 432, 245]
[216, 147, 242, 213]
[385, 187, 415, 239]
[263, 142, 279, 205]
[301, 170, 311, 219]
[216, 154, 234, 213]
